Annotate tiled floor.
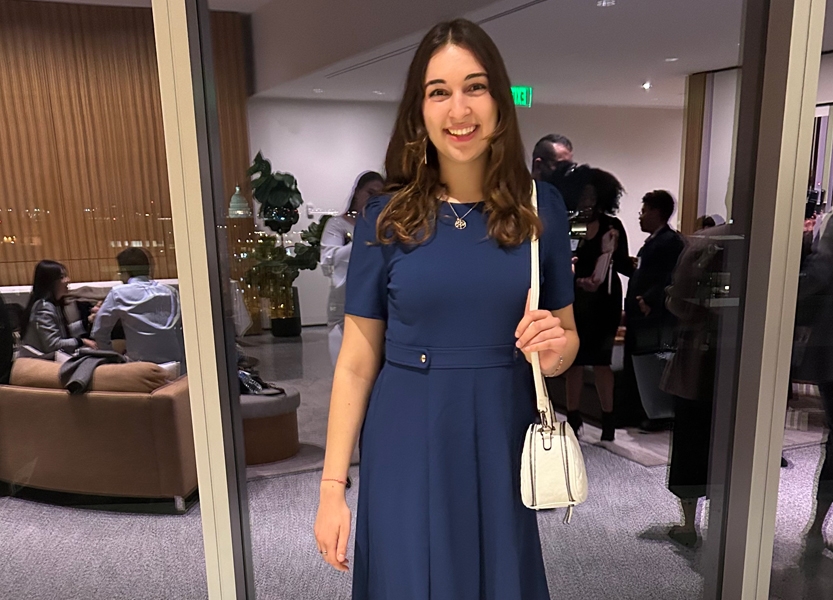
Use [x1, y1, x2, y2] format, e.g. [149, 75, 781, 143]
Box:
[241, 327, 346, 479]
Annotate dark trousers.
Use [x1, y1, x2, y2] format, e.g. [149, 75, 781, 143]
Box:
[817, 382, 833, 503]
[668, 396, 713, 500]
[616, 336, 648, 428]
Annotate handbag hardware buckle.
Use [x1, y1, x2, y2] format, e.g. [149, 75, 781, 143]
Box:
[538, 411, 554, 450]
[539, 428, 554, 451]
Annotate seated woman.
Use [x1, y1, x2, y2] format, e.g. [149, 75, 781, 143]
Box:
[20, 260, 95, 355]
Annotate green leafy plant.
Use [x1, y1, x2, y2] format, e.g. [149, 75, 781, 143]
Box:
[244, 152, 334, 324]
[247, 151, 303, 236]
[243, 216, 332, 289]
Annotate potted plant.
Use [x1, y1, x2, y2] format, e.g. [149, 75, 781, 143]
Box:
[246, 152, 330, 337]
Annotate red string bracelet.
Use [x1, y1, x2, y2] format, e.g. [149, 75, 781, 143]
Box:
[321, 477, 352, 488]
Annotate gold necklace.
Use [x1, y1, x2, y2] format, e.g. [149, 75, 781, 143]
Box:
[442, 198, 478, 230]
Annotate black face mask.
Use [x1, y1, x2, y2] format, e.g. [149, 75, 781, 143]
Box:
[542, 161, 583, 212]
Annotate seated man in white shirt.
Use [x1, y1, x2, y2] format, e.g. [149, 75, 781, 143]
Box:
[92, 248, 185, 369]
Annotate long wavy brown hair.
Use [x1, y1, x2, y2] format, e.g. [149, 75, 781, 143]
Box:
[378, 19, 539, 247]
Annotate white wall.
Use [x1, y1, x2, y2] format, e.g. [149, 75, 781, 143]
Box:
[517, 104, 685, 255]
[701, 69, 740, 222]
[248, 99, 684, 324]
[247, 99, 397, 325]
[701, 57, 833, 224]
[817, 54, 833, 104]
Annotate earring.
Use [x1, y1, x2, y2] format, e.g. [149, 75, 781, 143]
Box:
[423, 137, 429, 165]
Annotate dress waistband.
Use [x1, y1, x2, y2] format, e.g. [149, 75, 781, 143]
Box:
[385, 340, 521, 370]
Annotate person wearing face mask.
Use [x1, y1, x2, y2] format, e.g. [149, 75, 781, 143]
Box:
[532, 134, 578, 211]
[320, 171, 385, 366]
[20, 260, 96, 356]
[314, 19, 578, 599]
[531, 134, 574, 179]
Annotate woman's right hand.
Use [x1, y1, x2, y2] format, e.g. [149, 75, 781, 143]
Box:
[314, 484, 352, 572]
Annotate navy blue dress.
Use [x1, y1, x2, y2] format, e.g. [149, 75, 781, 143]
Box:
[344, 182, 574, 600]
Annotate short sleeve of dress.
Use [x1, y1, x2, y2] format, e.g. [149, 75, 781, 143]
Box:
[537, 183, 575, 311]
[344, 197, 389, 321]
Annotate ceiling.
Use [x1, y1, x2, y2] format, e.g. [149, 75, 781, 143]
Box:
[29, 0, 833, 108]
[259, 0, 833, 108]
[29, 0, 271, 15]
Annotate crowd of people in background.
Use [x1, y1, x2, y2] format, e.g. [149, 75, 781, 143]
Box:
[527, 132, 833, 554]
[1, 127, 829, 562]
[528, 133, 713, 545]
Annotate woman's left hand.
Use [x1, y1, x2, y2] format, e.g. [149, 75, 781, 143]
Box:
[575, 277, 596, 292]
[515, 290, 567, 373]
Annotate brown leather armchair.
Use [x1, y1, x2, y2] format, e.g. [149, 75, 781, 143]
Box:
[0, 359, 197, 507]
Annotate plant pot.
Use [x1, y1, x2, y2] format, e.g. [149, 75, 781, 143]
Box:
[271, 286, 302, 337]
[241, 281, 263, 335]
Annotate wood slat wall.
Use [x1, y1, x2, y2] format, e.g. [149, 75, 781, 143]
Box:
[212, 12, 256, 282]
[0, 1, 254, 286]
[679, 72, 708, 236]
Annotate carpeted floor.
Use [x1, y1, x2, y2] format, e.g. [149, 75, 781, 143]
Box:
[1, 443, 831, 600]
[2, 327, 830, 599]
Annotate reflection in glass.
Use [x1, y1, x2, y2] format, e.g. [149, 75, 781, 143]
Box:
[771, 102, 833, 599]
[192, 0, 796, 598]
[0, 2, 249, 597]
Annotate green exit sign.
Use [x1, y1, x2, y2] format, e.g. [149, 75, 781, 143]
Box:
[511, 86, 533, 108]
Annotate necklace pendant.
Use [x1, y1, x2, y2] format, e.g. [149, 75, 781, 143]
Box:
[454, 218, 467, 230]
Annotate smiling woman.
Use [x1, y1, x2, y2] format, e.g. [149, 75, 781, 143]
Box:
[378, 19, 537, 248]
[314, 18, 579, 600]
[423, 50, 494, 165]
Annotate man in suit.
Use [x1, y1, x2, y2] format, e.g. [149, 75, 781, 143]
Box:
[625, 190, 686, 431]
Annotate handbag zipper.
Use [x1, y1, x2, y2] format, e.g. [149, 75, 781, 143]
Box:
[529, 426, 537, 507]
[561, 422, 577, 523]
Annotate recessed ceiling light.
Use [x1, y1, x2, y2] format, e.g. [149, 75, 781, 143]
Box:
[642, 81, 652, 91]
[372, 90, 385, 96]
[665, 57, 679, 62]
[313, 88, 324, 94]
[596, 0, 615, 6]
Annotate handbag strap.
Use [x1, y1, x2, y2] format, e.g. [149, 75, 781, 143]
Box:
[529, 182, 556, 428]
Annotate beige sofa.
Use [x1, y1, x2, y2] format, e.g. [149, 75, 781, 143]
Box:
[0, 358, 197, 506]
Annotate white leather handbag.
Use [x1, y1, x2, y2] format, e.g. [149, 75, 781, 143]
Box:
[520, 182, 589, 521]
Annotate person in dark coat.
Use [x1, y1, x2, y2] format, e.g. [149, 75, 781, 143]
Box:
[794, 213, 833, 556]
[659, 223, 727, 547]
[625, 190, 685, 430]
